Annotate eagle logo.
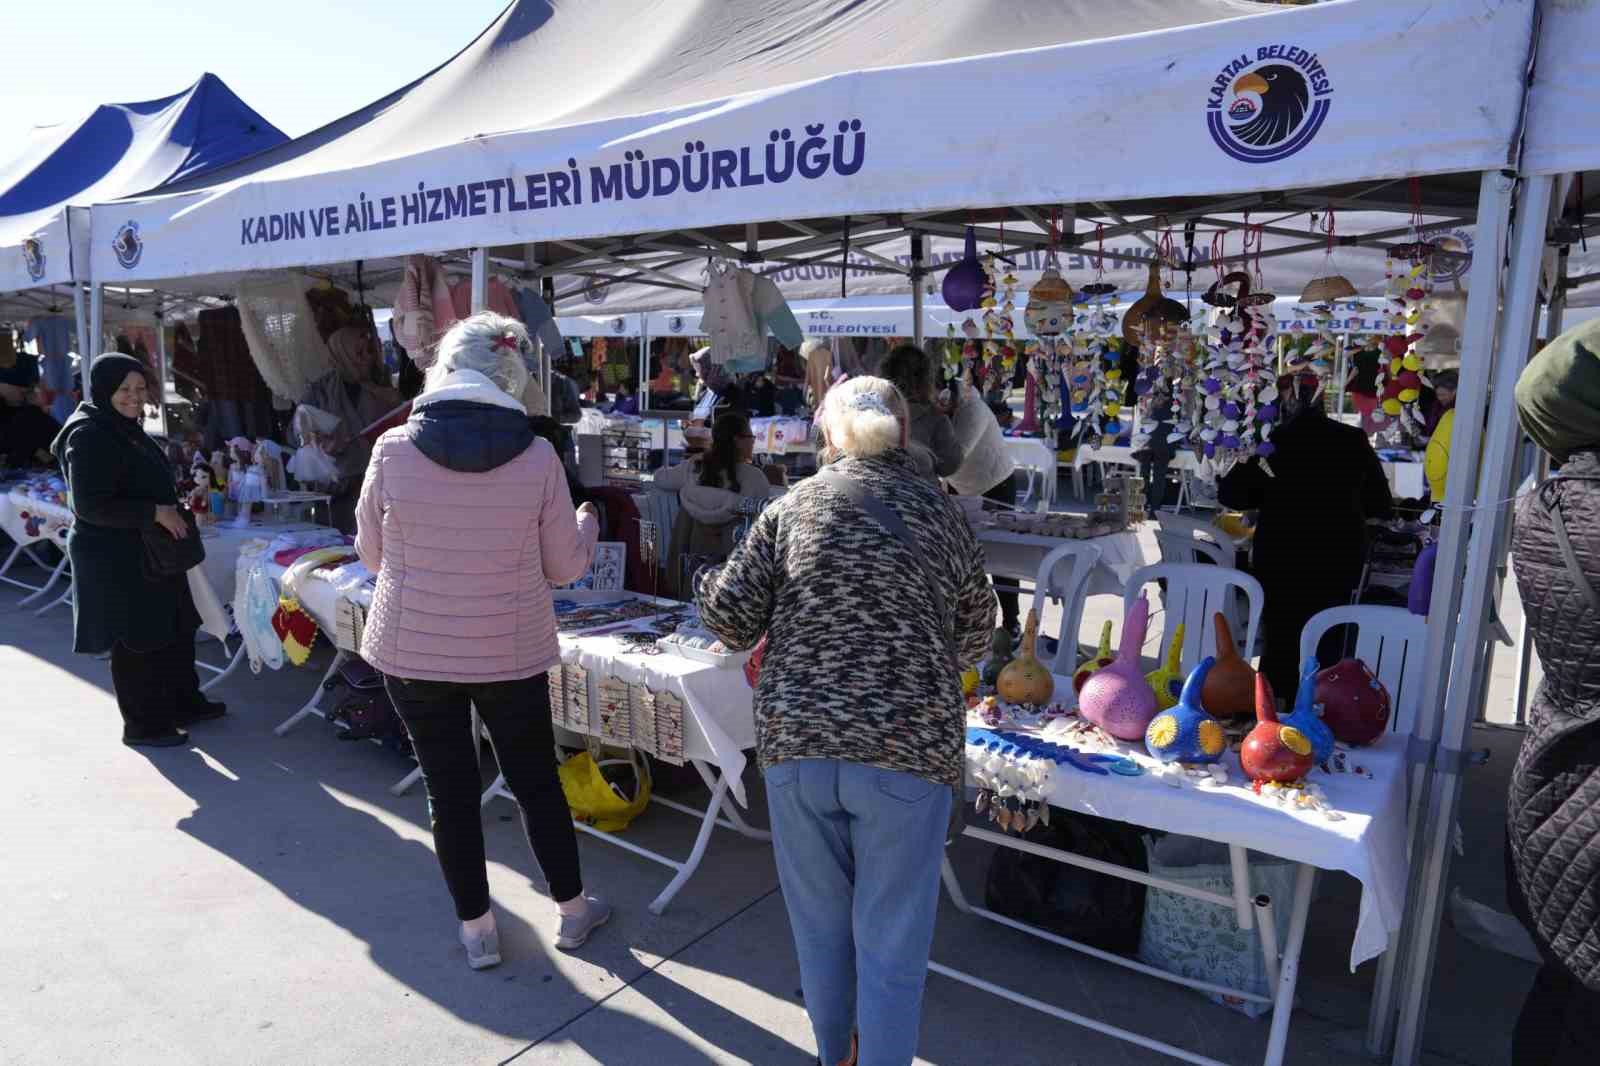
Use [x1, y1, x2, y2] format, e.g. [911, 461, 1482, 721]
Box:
[583, 276, 611, 305]
[1427, 228, 1474, 284]
[668, 315, 685, 333]
[21, 236, 45, 281]
[1207, 49, 1332, 164]
[112, 220, 144, 269]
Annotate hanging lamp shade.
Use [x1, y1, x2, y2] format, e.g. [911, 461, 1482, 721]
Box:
[1024, 264, 1074, 337]
[1300, 274, 1357, 304]
[943, 226, 986, 312]
[1122, 262, 1190, 345]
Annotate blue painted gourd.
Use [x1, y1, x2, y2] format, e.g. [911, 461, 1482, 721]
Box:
[1280, 656, 1336, 764]
[1145, 656, 1228, 765]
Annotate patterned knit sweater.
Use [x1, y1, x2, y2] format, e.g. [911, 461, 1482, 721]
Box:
[696, 449, 996, 787]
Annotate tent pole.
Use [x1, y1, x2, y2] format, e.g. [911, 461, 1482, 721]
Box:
[89, 283, 103, 357]
[1390, 174, 1555, 1066]
[1513, 243, 1567, 725]
[470, 248, 488, 313]
[71, 284, 90, 380]
[1332, 334, 1347, 420]
[1369, 169, 1516, 1058]
[542, 275, 557, 415]
[910, 233, 926, 349]
[154, 312, 169, 439]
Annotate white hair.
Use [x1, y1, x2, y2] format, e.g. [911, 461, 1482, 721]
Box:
[427, 312, 532, 399]
[821, 375, 908, 459]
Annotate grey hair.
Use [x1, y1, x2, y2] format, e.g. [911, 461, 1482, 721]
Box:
[820, 376, 908, 459]
[427, 312, 532, 398]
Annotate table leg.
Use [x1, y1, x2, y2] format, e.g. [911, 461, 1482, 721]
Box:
[273, 650, 348, 736]
[691, 758, 770, 841]
[1364, 938, 1401, 1056]
[17, 552, 68, 605]
[390, 764, 425, 797]
[34, 578, 73, 615]
[1262, 864, 1317, 1066]
[198, 640, 247, 694]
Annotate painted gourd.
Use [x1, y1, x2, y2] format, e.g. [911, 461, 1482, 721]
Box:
[1241, 674, 1316, 784]
[1200, 612, 1255, 719]
[942, 226, 986, 312]
[1079, 594, 1159, 740]
[1145, 656, 1227, 764]
[1314, 658, 1392, 746]
[1144, 622, 1187, 711]
[1280, 656, 1335, 764]
[997, 610, 1056, 706]
[1072, 620, 1115, 693]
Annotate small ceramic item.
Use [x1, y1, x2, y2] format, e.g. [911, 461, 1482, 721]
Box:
[1145, 656, 1227, 765]
[1314, 658, 1392, 746]
[1072, 621, 1115, 693]
[1144, 622, 1187, 711]
[1200, 612, 1255, 719]
[1078, 594, 1159, 740]
[1241, 674, 1316, 784]
[1280, 656, 1336, 764]
[997, 610, 1055, 707]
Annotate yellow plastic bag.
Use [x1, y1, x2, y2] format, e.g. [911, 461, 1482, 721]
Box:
[559, 750, 651, 832]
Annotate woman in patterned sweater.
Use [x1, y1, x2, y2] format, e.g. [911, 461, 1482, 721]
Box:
[696, 376, 995, 1066]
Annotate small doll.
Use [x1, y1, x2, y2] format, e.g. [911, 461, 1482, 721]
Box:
[188, 465, 214, 526]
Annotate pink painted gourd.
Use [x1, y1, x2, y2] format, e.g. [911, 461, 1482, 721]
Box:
[1078, 594, 1159, 740]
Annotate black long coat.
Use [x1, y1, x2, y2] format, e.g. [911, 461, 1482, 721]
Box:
[53, 411, 198, 655]
[1218, 411, 1393, 696]
[1508, 450, 1600, 990]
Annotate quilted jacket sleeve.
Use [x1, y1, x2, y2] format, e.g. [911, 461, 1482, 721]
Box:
[537, 438, 599, 585]
[353, 438, 386, 572]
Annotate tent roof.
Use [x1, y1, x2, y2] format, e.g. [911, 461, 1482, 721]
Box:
[93, 1, 1532, 291]
[152, 0, 1271, 195]
[0, 73, 286, 293]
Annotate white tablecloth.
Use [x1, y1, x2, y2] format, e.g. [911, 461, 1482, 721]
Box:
[1077, 443, 1203, 474]
[0, 488, 73, 548]
[978, 527, 1149, 598]
[1015, 703, 1408, 972]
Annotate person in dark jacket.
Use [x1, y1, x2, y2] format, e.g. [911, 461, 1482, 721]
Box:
[881, 343, 962, 482]
[1219, 372, 1393, 698]
[1506, 322, 1600, 1065]
[50, 354, 222, 748]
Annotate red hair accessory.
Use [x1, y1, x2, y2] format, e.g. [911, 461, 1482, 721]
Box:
[490, 332, 518, 353]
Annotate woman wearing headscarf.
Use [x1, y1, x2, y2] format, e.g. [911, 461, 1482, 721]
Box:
[356, 312, 609, 968]
[1506, 322, 1600, 1065]
[299, 325, 400, 530]
[696, 377, 996, 1066]
[1218, 371, 1393, 697]
[51, 354, 222, 748]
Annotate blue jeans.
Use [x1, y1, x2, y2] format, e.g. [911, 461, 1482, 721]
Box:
[764, 759, 952, 1066]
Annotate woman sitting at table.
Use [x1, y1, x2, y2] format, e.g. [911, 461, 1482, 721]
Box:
[1219, 371, 1392, 698]
[656, 412, 775, 588]
[355, 312, 609, 968]
[695, 376, 996, 1066]
[51, 353, 223, 748]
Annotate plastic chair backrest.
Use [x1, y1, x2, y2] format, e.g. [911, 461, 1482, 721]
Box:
[1030, 541, 1103, 675]
[1154, 530, 1229, 568]
[1123, 562, 1264, 674]
[1299, 605, 1429, 737]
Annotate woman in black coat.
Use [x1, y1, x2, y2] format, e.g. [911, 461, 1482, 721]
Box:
[1219, 372, 1393, 698]
[1506, 323, 1600, 1065]
[50, 354, 222, 748]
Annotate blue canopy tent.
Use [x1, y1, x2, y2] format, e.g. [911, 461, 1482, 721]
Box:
[0, 73, 285, 418]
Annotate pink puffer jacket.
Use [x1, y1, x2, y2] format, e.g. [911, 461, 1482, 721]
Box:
[354, 379, 597, 682]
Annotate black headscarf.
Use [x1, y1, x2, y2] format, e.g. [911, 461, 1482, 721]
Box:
[50, 353, 169, 469]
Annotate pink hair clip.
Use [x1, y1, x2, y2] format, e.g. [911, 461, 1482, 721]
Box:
[490, 332, 518, 353]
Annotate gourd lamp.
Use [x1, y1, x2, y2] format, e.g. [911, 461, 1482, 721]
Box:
[1079, 594, 1160, 740]
[1241, 673, 1316, 784]
[1145, 656, 1227, 765]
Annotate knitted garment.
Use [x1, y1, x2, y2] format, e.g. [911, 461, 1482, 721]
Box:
[695, 449, 996, 788]
[271, 597, 319, 666]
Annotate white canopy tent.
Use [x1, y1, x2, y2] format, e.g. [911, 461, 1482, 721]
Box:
[78, 3, 1548, 1064]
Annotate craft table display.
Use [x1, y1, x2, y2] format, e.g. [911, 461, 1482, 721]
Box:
[0, 483, 74, 608]
[940, 680, 1409, 1066]
[1003, 435, 1059, 505]
[263, 573, 768, 913]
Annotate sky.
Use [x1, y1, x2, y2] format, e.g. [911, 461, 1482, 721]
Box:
[0, 0, 513, 147]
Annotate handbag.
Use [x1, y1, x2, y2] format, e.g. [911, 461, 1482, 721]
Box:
[141, 508, 205, 580]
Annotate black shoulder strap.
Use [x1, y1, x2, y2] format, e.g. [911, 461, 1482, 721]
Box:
[816, 467, 955, 660]
[1540, 477, 1600, 613]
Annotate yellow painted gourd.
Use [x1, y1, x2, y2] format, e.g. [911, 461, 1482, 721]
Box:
[997, 610, 1056, 706]
[1144, 623, 1187, 711]
[1073, 620, 1115, 693]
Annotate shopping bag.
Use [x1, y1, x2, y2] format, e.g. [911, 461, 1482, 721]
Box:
[559, 750, 651, 832]
[984, 813, 1148, 955]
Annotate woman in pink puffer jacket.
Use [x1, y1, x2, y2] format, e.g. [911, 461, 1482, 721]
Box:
[355, 312, 610, 969]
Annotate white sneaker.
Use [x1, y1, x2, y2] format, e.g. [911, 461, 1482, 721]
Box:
[555, 897, 612, 951]
[460, 924, 501, 970]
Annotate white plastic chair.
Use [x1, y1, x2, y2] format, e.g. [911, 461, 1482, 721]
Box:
[1028, 542, 1103, 676]
[1123, 562, 1264, 674]
[1298, 605, 1429, 737]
